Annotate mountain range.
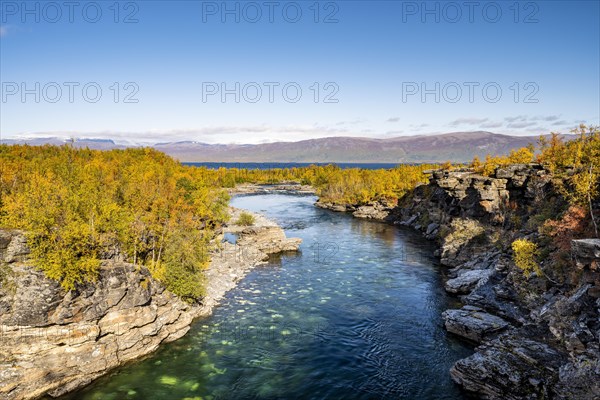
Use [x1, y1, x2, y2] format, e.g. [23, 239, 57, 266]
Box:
[1, 132, 572, 163]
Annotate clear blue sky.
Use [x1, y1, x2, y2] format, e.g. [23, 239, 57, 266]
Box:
[1, 0, 599, 144]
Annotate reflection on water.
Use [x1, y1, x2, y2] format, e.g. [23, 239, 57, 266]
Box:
[60, 194, 472, 400]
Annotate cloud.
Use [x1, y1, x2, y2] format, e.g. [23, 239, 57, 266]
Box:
[0, 26, 7, 37]
[449, 117, 489, 126]
[542, 115, 560, 122]
[385, 130, 404, 135]
[507, 121, 537, 129]
[3, 125, 360, 145]
[335, 118, 367, 126]
[504, 115, 530, 123]
[480, 121, 503, 129]
[387, 117, 400, 122]
[551, 120, 569, 126]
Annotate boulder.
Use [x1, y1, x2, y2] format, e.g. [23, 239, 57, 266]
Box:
[442, 306, 510, 342]
[426, 222, 439, 235]
[238, 226, 302, 254]
[352, 203, 390, 220]
[315, 201, 348, 212]
[445, 269, 494, 294]
[450, 333, 565, 400]
[572, 239, 600, 269]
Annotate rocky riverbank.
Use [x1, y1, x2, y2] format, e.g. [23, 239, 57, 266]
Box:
[0, 208, 301, 400]
[393, 166, 600, 399]
[315, 200, 394, 220]
[229, 182, 315, 196]
[314, 164, 600, 399]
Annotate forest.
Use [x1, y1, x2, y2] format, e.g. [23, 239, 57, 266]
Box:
[0, 146, 432, 300]
[0, 146, 230, 301]
[1, 125, 598, 302]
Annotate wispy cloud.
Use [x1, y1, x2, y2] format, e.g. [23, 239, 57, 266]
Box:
[335, 118, 367, 126]
[507, 121, 537, 129]
[504, 115, 528, 123]
[449, 117, 489, 126]
[387, 117, 400, 122]
[480, 121, 503, 129]
[0, 26, 7, 38]
[541, 115, 561, 122]
[3, 125, 362, 145]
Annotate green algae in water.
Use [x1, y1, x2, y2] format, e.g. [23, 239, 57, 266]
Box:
[159, 376, 179, 386]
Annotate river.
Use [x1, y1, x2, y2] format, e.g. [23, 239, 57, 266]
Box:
[61, 194, 473, 400]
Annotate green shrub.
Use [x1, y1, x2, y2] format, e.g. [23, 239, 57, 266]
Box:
[236, 212, 255, 226]
[0, 145, 228, 295]
[512, 239, 542, 277]
[445, 219, 485, 245]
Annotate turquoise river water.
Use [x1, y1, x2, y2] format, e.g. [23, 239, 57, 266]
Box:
[60, 194, 473, 400]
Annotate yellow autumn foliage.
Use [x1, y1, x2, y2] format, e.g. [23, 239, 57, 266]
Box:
[512, 238, 542, 277]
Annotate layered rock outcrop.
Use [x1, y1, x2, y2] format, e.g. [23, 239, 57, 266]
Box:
[0, 208, 301, 400]
[315, 200, 394, 220]
[0, 258, 194, 400]
[391, 165, 600, 399]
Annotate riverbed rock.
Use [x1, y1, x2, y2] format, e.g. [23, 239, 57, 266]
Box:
[442, 306, 510, 342]
[450, 333, 566, 400]
[445, 269, 494, 294]
[229, 182, 315, 196]
[352, 203, 391, 220]
[238, 226, 302, 253]
[315, 202, 348, 212]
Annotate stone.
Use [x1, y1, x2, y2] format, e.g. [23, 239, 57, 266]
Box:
[445, 269, 494, 294]
[554, 357, 600, 400]
[0, 230, 29, 263]
[353, 203, 390, 220]
[572, 239, 600, 262]
[450, 334, 565, 400]
[442, 307, 510, 342]
[400, 214, 418, 226]
[426, 222, 439, 235]
[315, 202, 347, 212]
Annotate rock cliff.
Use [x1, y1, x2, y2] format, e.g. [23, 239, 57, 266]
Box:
[0, 209, 301, 400]
[392, 165, 600, 399]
